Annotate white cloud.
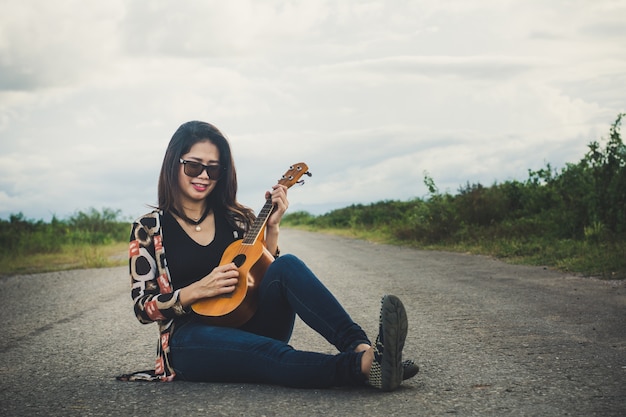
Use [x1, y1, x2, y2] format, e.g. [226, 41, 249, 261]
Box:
[0, 0, 624, 220]
[119, 1, 331, 58]
[0, 0, 124, 90]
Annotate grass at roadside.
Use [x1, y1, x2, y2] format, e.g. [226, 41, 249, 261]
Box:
[2, 224, 623, 280]
[438, 237, 625, 279]
[0, 241, 128, 276]
[287, 224, 626, 280]
[0, 208, 129, 277]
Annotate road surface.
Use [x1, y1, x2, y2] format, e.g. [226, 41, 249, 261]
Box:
[1, 229, 624, 416]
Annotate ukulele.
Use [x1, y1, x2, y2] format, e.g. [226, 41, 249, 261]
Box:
[191, 162, 311, 327]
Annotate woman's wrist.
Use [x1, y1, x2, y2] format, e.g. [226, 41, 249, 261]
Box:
[265, 224, 280, 256]
[178, 283, 201, 309]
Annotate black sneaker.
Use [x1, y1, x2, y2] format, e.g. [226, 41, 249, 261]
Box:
[366, 295, 408, 391]
[402, 359, 419, 380]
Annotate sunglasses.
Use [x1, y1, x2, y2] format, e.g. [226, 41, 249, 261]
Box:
[179, 159, 225, 180]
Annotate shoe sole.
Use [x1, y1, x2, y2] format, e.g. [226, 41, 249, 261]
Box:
[380, 295, 408, 391]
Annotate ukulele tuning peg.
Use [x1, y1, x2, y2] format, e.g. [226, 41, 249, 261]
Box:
[296, 171, 312, 185]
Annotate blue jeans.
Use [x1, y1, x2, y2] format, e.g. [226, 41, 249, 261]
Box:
[170, 255, 371, 388]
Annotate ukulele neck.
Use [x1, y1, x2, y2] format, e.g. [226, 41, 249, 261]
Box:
[242, 198, 274, 245]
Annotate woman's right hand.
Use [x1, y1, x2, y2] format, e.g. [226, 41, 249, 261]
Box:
[179, 263, 239, 307]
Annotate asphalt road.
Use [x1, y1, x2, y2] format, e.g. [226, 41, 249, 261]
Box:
[1, 229, 624, 416]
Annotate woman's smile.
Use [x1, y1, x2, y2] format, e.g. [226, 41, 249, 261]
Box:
[192, 182, 208, 192]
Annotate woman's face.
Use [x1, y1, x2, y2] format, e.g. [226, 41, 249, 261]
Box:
[177, 140, 221, 206]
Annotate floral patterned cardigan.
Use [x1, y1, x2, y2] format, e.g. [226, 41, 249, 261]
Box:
[118, 210, 188, 382]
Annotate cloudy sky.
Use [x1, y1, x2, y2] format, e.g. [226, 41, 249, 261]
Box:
[1, 0, 625, 221]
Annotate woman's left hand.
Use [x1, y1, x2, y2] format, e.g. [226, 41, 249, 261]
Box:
[266, 184, 288, 228]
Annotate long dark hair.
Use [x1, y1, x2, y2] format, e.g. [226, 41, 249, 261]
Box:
[157, 121, 255, 231]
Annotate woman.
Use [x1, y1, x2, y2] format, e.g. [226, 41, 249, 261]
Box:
[120, 121, 418, 391]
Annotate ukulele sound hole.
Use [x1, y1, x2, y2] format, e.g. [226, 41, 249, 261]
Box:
[232, 254, 246, 268]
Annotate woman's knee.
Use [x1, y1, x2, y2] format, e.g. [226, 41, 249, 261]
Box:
[270, 254, 309, 275]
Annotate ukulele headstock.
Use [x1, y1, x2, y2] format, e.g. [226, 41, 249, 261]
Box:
[278, 162, 311, 188]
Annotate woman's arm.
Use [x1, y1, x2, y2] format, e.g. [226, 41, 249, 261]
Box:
[129, 218, 187, 324]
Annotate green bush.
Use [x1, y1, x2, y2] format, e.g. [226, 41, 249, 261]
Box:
[282, 211, 317, 227]
[0, 208, 129, 257]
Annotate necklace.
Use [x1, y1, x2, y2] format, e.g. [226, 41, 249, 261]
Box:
[171, 206, 211, 232]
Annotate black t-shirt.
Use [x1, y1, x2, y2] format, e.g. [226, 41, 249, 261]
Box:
[161, 210, 239, 291]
